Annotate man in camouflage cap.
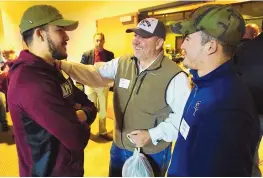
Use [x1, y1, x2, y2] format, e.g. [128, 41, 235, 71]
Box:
[167, 4, 260, 176]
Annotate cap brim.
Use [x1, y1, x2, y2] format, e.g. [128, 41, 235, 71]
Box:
[126, 28, 153, 38]
[49, 19, 79, 31]
[170, 19, 197, 35]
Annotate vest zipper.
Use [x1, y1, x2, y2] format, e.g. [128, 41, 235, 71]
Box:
[136, 73, 147, 95]
[120, 63, 140, 149]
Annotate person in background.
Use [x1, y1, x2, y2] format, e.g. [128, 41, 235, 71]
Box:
[240, 23, 259, 44]
[168, 4, 260, 176]
[80, 32, 114, 140]
[0, 51, 8, 132]
[234, 19, 263, 177]
[56, 18, 191, 176]
[0, 49, 17, 132]
[7, 5, 97, 176]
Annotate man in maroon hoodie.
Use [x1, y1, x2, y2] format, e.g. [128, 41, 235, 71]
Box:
[7, 5, 97, 176]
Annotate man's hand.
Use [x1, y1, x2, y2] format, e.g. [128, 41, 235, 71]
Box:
[74, 103, 82, 110]
[128, 130, 151, 147]
[76, 110, 87, 123]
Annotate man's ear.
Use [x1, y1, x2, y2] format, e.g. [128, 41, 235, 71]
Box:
[34, 28, 45, 42]
[205, 40, 217, 55]
[156, 38, 164, 50]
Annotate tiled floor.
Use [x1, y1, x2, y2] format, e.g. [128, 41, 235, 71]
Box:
[0, 92, 262, 176]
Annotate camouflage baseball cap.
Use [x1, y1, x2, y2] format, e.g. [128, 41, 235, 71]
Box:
[171, 4, 245, 45]
[20, 5, 78, 34]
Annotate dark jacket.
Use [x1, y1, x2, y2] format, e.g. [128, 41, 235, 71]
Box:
[234, 32, 263, 114]
[0, 61, 12, 112]
[79, 49, 114, 91]
[238, 38, 250, 45]
[0, 62, 11, 93]
[7, 50, 97, 176]
[80, 49, 114, 65]
[168, 60, 260, 176]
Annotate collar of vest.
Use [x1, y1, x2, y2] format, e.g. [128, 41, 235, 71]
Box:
[132, 51, 165, 71]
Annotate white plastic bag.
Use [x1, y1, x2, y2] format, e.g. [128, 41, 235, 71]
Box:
[122, 148, 154, 177]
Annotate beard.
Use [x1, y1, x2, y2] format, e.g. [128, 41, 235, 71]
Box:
[47, 34, 67, 60]
[183, 46, 205, 70]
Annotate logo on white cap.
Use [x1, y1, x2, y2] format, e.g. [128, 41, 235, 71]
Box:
[137, 18, 158, 34]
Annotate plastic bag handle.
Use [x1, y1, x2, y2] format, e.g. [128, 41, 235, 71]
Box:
[135, 147, 140, 153]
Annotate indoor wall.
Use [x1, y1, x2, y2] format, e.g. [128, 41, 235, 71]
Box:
[0, 1, 165, 62]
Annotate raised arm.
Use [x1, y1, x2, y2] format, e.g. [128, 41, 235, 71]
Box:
[58, 58, 119, 87]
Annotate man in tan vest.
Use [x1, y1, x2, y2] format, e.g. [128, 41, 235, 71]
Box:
[56, 18, 191, 176]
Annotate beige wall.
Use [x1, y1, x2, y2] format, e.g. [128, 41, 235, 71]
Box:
[0, 1, 165, 62]
[97, 13, 139, 57]
[0, 9, 4, 46]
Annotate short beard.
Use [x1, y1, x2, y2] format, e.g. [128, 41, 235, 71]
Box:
[47, 34, 67, 60]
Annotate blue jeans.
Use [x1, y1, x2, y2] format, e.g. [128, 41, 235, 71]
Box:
[109, 142, 171, 177]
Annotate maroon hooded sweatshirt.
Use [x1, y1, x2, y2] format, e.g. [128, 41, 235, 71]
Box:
[7, 50, 97, 176]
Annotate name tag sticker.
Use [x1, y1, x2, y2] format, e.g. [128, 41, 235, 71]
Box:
[180, 118, 190, 140]
[119, 78, 130, 89]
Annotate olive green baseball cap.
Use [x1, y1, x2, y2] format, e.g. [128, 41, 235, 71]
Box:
[19, 4, 78, 34]
[171, 4, 245, 46]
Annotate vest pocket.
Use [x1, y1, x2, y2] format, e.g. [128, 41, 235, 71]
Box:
[154, 113, 168, 127]
[153, 106, 172, 127]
